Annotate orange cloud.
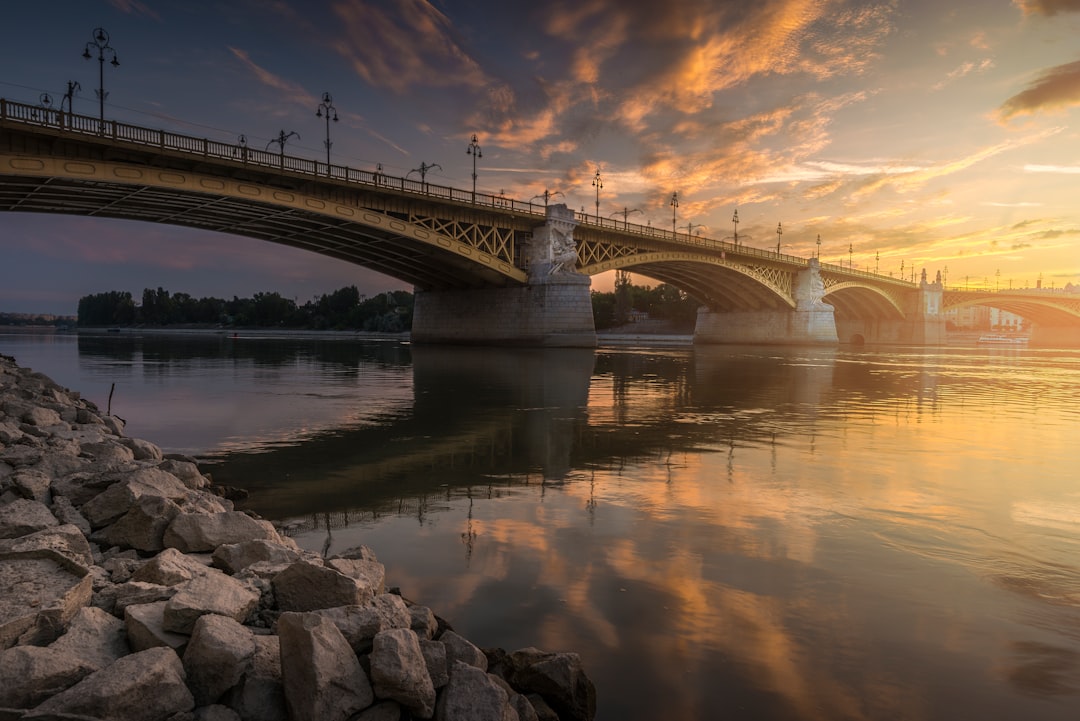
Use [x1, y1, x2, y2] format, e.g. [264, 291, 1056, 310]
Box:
[1012, 0, 1080, 14]
[997, 60, 1080, 121]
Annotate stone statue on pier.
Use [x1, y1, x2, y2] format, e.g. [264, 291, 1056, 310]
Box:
[525, 204, 581, 281]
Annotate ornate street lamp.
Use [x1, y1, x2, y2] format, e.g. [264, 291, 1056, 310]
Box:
[60, 81, 81, 116]
[680, 222, 707, 237]
[408, 162, 442, 189]
[592, 168, 603, 220]
[816, 234, 821, 259]
[315, 92, 338, 174]
[467, 134, 482, 201]
[531, 189, 563, 208]
[82, 27, 119, 130]
[267, 130, 300, 169]
[670, 191, 679, 234]
[731, 209, 740, 246]
[776, 222, 783, 254]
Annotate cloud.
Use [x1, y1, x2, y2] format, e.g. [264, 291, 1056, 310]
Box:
[330, 0, 490, 93]
[107, 0, 161, 21]
[997, 60, 1080, 120]
[932, 59, 994, 91]
[1024, 163, 1080, 173]
[1012, 0, 1080, 15]
[228, 47, 315, 109]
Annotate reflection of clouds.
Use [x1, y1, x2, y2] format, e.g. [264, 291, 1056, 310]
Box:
[1002, 641, 1080, 696]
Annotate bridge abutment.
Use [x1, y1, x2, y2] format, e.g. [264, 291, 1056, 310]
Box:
[410, 204, 597, 347]
[837, 270, 946, 345]
[694, 259, 838, 345]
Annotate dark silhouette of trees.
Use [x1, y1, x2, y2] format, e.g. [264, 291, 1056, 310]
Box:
[76, 286, 413, 331]
[591, 280, 698, 330]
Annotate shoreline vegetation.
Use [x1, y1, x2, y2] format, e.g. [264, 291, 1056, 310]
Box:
[0, 352, 597, 720]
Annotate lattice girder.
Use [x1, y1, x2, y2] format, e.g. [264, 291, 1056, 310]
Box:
[409, 213, 516, 265]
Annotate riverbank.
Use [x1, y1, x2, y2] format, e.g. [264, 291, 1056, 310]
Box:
[0, 352, 595, 720]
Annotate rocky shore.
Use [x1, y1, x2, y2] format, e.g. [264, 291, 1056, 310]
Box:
[0, 353, 596, 721]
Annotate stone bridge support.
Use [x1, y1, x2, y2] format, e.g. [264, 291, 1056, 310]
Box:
[694, 259, 838, 345]
[836, 270, 946, 345]
[410, 204, 597, 347]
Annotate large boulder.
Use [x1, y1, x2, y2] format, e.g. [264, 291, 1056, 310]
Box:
[212, 539, 300, 575]
[131, 547, 214, 586]
[124, 601, 189, 654]
[48, 606, 129, 671]
[163, 512, 280, 553]
[272, 560, 376, 612]
[182, 613, 257, 706]
[441, 629, 488, 671]
[312, 594, 412, 653]
[434, 660, 518, 721]
[0, 645, 96, 708]
[370, 628, 436, 718]
[0, 549, 92, 649]
[80, 467, 191, 529]
[502, 648, 596, 721]
[24, 646, 194, 721]
[0, 523, 94, 568]
[224, 634, 287, 721]
[162, 572, 260, 634]
[101, 495, 183, 552]
[0, 498, 59, 539]
[277, 611, 374, 721]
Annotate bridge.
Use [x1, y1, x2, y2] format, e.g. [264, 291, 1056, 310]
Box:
[2, 98, 1077, 347]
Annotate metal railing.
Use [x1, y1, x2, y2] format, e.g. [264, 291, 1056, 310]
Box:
[0, 96, 911, 283]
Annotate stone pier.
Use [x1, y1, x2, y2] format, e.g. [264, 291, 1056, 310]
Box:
[694, 258, 838, 345]
[410, 204, 597, 347]
[835, 269, 946, 345]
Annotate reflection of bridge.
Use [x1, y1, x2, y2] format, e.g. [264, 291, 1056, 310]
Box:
[3, 99, 1078, 346]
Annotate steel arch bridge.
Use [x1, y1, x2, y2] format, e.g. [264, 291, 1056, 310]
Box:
[0, 98, 915, 323]
[942, 289, 1080, 328]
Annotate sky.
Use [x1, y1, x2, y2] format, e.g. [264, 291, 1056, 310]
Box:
[1, 0, 1079, 315]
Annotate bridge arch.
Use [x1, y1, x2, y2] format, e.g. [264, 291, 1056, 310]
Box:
[580, 251, 797, 311]
[942, 294, 1080, 327]
[1, 154, 527, 290]
[822, 281, 907, 320]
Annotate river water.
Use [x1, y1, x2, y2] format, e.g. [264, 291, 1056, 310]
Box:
[3, 330, 1079, 721]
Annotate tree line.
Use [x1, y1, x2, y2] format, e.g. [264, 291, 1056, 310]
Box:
[76, 278, 697, 332]
[77, 286, 413, 332]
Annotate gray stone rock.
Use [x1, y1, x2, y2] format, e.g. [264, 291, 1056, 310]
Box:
[0, 524, 94, 568]
[312, 594, 412, 653]
[21, 405, 62, 427]
[11, 468, 51, 504]
[0, 549, 92, 650]
[48, 606, 128, 671]
[163, 512, 280, 554]
[158, 459, 208, 490]
[370, 628, 436, 718]
[102, 580, 177, 618]
[0, 645, 96, 708]
[505, 648, 596, 721]
[182, 614, 256, 706]
[441, 629, 488, 671]
[325, 557, 386, 597]
[525, 693, 559, 721]
[81, 467, 190, 529]
[101, 495, 183, 553]
[211, 540, 299, 576]
[120, 436, 163, 461]
[163, 573, 260, 634]
[0, 498, 59, 539]
[512, 693, 541, 721]
[50, 495, 92, 535]
[224, 634, 286, 721]
[277, 611, 374, 721]
[272, 560, 372, 613]
[357, 700, 405, 720]
[410, 604, 439, 639]
[330, 544, 379, 562]
[125, 601, 189, 655]
[77, 440, 135, 469]
[131, 547, 213, 586]
[25, 646, 194, 721]
[421, 638, 449, 688]
[434, 660, 518, 721]
[0, 443, 43, 469]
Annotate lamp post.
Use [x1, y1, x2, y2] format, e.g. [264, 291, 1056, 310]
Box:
[60, 81, 81, 117]
[82, 27, 119, 130]
[731, 209, 740, 246]
[467, 134, 482, 201]
[315, 92, 338, 175]
[267, 130, 300, 169]
[670, 191, 679, 234]
[531, 189, 563, 208]
[592, 168, 603, 220]
[610, 207, 641, 230]
[816, 234, 821, 259]
[848, 243, 853, 270]
[408, 162, 442, 190]
[680, 222, 707, 237]
[776, 222, 783, 254]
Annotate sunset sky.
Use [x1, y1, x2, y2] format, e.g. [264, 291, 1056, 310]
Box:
[2, 0, 1079, 315]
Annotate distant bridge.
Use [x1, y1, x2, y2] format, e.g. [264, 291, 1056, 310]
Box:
[1, 98, 1077, 346]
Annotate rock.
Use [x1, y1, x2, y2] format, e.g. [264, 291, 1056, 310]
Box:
[158, 458, 207, 490]
[357, 700, 405, 720]
[162, 573, 260, 634]
[410, 604, 439, 640]
[512, 694, 542, 721]
[102, 580, 177, 617]
[48, 606, 129, 671]
[525, 693, 560, 721]
[125, 601, 189, 655]
[434, 660, 518, 721]
[77, 440, 135, 469]
[101, 495, 183, 552]
[325, 557, 386, 596]
[0, 549, 92, 650]
[370, 628, 436, 718]
[0, 498, 59, 539]
[80, 467, 190, 529]
[224, 634, 287, 721]
[0, 645, 96, 708]
[312, 594, 412, 653]
[193, 704, 242, 721]
[331, 545, 379, 562]
[11, 468, 51, 503]
[182, 614, 256, 706]
[120, 436, 163, 461]
[504, 648, 596, 721]
[272, 560, 374, 612]
[441, 629, 488, 671]
[421, 638, 450, 688]
[25, 646, 194, 721]
[50, 495, 92, 535]
[277, 611, 374, 721]
[20, 405, 62, 427]
[211, 540, 299, 576]
[163, 512, 280, 553]
[0, 523, 94, 568]
[131, 547, 213, 586]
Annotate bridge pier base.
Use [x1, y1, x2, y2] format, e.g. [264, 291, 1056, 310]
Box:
[836, 270, 946, 345]
[694, 258, 838, 345]
[411, 204, 597, 347]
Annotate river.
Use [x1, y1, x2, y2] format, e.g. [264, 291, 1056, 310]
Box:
[2, 330, 1079, 721]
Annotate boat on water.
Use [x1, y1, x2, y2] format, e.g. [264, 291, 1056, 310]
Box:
[977, 334, 1029, 345]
